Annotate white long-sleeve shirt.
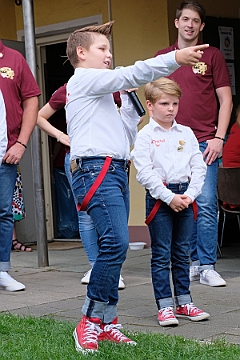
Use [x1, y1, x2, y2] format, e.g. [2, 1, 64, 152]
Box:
[131, 118, 207, 205]
[65, 51, 180, 160]
[0, 90, 7, 166]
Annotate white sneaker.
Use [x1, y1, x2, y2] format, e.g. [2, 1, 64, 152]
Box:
[81, 269, 92, 284]
[0, 271, 25, 291]
[200, 269, 226, 287]
[81, 269, 125, 289]
[190, 265, 200, 281]
[118, 275, 125, 289]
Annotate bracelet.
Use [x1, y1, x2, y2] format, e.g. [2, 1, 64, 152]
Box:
[16, 140, 27, 149]
[214, 136, 225, 141]
[57, 131, 63, 142]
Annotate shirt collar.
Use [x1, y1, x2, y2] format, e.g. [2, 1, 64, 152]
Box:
[149, 117, 181, 132]
[174, 39, 202, 50]
[0, 40, 4, 59]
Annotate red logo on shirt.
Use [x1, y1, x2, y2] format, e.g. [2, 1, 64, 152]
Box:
[151, 139, 165, 147]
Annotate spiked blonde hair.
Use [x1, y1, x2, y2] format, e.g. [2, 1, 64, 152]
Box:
[66, 21, 114, 67]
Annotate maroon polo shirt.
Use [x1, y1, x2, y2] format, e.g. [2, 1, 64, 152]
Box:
[49, 84, 122, 110]
[222, 122, 240, 167]
[155, 41, 230, 142]
[49, 84, 66, 110]
[0, 40, 41, 149]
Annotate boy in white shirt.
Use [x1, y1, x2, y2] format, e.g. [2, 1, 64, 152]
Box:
[65, 21, 208, 352]
[131, 78, 210, 327]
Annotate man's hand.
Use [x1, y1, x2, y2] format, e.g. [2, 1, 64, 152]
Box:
[169, 194, 192, 212]
[175, 44, 209, 66]
[2, 142, 26, 164]
[203, 138, 223, 165]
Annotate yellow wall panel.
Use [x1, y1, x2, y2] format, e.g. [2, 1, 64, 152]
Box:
[0, 0, 17, 39]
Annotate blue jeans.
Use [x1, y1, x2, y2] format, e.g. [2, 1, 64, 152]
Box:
[64, 152, 99, 267]
[146, 183, 193, 309]
[0, 163, 17, 271]
[190, 141, 218, 271]
[71, 156, 130, 323]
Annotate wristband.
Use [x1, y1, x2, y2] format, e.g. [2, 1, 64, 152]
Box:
[16, 140, 27, 149]
[57, 131, 63, 142]
[214, 136, 224, 141]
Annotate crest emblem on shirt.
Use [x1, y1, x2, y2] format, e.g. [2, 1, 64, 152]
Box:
[192, 62, 207, 75]
[177, 140, 186, 151]
[0, 67, 14, 80]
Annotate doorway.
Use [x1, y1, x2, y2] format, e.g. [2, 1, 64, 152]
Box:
[41, 41, 80, 240]
[32, 16, 102, 240]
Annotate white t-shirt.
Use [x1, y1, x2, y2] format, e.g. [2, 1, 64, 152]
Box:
[65, 51, 180, 160]
[0, 90, 7, 166]
[131, 118, 207, 205]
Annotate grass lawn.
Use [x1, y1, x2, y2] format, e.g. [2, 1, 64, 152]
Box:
[0, 313, 240, 359]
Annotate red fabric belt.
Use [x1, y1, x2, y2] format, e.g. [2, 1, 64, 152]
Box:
[145, 198, 198, 225]
[77, 156, 112, 212]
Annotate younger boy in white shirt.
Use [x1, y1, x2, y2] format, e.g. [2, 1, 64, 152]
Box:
[131, 78, 210, 326]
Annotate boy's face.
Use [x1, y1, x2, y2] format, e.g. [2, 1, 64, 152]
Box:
[175, 9, 205, 43]
[146, 93, 179, 130]
[77, 33, 112, 69]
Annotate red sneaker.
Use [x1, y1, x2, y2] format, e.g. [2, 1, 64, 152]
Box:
[176, 303, 210, 321]
[73, 315, 102, 353]
[158, 307, 179, 326]
[98, 317, 136, 345]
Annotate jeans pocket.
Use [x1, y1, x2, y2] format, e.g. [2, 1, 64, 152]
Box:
[71, 172, 87, 204]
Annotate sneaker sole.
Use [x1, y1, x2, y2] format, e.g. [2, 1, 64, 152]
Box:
[73, 329, 98, 354]
[0, 285, 25, 291]
[200, 279, 226, 287]
[158, 319, 179, 326]
[176, 313, 210, 321]
[190, 276, 200, 282]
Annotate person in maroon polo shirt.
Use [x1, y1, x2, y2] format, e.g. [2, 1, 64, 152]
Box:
[0, 40, 41, 291]
[154, 1, 232, 287]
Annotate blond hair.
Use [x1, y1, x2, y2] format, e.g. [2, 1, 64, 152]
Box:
[144, 78, 182, 104]
[67, 21, 114, 67]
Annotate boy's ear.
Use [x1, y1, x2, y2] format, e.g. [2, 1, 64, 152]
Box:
[146, 100, 153, 111]
[76, 46, 85, 60]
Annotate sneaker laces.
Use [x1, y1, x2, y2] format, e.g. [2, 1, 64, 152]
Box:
[182, 303, 198, 315]
[203, 269, 221, 277]
[0, 272, 12, 280]
[82, 319, 102, 345]
[160, 307, 174, 316]
[103, 322, 128, 342]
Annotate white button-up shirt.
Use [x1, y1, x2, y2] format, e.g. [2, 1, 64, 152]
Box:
[131, 118, 207, 205]
[65, 51, 180, 161]
[0, 90, 7, 166]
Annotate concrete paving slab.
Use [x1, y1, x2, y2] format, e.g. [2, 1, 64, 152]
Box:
[1, 242, 240, 344]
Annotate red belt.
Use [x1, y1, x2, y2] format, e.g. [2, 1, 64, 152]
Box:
[145, 198, 198, 225]
[77, 156, 112, 212]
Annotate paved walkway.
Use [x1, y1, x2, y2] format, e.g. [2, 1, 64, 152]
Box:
[1, 241, 240, 344]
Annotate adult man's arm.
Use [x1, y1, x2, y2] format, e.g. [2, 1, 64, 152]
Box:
[203, 86, 232, 165]
[3, 96, 39, 164]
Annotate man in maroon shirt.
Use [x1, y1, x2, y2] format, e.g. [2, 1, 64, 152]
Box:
[0, 40, 41, 291]
[155, 1, 232, 287]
